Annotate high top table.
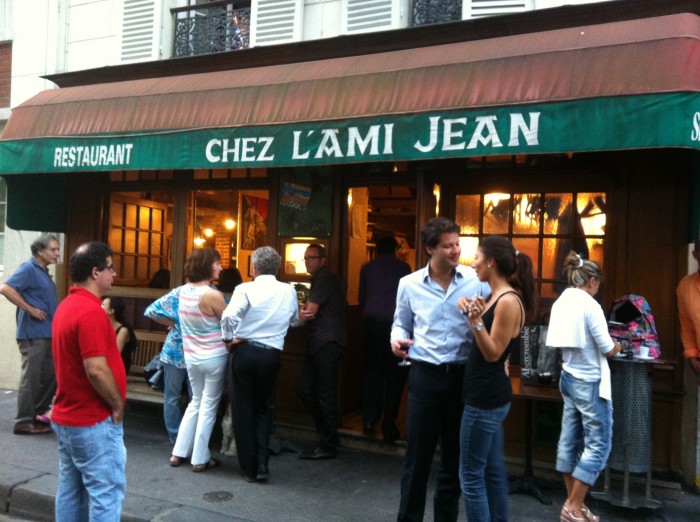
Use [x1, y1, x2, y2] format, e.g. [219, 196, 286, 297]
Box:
[590, 355, 671, 509]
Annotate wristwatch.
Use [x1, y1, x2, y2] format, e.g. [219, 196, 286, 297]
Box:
[473, 322, 484, 332]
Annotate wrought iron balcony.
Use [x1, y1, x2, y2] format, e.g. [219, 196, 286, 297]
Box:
[412, 0, 462, 26]
[172, 0, 250, 57]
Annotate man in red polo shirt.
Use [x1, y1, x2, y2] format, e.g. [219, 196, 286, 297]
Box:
[51, 242, 127, 522]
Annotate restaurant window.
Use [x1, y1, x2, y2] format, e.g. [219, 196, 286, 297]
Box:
[455, 191, 607, 310]
[109, 193, 171, 286]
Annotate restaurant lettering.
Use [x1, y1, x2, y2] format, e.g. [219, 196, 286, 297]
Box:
[414, 113, 540, 152]
[205, 114, 539, 165]
[53, 143, 134, 167]
[691, 112, 700, 141]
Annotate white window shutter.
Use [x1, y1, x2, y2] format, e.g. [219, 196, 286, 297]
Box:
[342, 0, 406, 35]
[121, 0, 158, 63]
[463, 0, 534, 19]
[250, 0, 303, 47]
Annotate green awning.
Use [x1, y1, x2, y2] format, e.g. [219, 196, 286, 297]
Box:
[1, 94, 700, 173]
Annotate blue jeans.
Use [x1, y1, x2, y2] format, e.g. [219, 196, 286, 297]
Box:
[163, 362, 192, 443]
[556, 370, 613, 486]
[53, 417, 127, 522]
[459, 402, 511, 522]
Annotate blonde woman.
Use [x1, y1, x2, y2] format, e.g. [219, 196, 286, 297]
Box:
[547, 252, 621, 522]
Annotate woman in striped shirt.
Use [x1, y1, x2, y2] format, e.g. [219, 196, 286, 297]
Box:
[169, 248, 228, 472]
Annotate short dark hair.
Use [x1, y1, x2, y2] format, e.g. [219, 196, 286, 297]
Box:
[307, 244, 327, 258]
[68, 242, 113, 283]
[252, 246, 281, 275]
[421, 217, 460, 253]
[184, 248, 221, 283]
[376, 236, 398, 255]
[31, 234, 59, 256]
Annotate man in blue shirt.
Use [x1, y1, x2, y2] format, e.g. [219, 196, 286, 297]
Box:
[391, 218, 489, 522]
[0, 234, 60, 435]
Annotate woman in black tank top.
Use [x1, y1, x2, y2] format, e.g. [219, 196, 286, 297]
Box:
[457, 236, 535, 521]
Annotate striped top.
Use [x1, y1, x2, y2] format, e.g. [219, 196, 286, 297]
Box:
[179, 283, 227, 364]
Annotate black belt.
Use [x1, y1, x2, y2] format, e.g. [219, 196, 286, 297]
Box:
[244, 340, 276, 350]
[412, 359, 465, 373]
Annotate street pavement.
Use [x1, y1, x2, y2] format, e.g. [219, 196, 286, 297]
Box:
[1, 388, 699, 521]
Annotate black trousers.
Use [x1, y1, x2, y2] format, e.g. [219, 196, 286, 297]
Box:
[228, 343, 281, 479]
[297, 341, 343, 450]
[397, 361, 464, 522]
[362, 317, 408, 430]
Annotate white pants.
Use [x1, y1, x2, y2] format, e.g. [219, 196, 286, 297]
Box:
[172, 357, 227, 466]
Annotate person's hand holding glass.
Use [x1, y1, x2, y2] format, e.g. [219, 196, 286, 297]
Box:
[392, 338, 413, 367]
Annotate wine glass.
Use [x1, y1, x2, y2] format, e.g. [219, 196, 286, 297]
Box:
[397, 341, 411, 367]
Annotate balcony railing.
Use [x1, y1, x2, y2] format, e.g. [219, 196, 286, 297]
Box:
[172, 0, 250, 58]
[412, 0, 462, 26]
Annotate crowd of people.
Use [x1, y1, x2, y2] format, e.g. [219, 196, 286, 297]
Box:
[1, 225, 699, 521]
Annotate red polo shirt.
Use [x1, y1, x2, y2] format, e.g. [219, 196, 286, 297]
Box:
[51, 287, 127, 426]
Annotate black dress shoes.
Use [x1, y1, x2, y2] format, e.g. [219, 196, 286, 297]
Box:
[362, 423, 375, 437]
[256, 464, 270, 482]
[299, 446, 337, 460]
[13, 422, 52, 435]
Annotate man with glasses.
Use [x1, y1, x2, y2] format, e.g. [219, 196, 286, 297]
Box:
[0, 233, 60, 435]
[298, 244, 347, 459]
[51, 242, 127, 521]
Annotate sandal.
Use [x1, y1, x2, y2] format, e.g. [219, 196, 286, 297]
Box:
[169, 455, 184, 467]
[192, 458, 220, 472]
[581, 506, 600, 522]
[560, 505, 586, 522]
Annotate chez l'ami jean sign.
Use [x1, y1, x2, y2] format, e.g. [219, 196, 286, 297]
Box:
[49, 112, 540, 170]
[0, 93, 698, 174]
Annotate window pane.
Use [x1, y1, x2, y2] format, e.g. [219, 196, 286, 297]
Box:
[139, 206, 151, 229]
[109, 228, 123, 252]
[459, 236, 480, 266]
[578, 193, 606, 238]
[513, 193, 541, 235]
[483, 193, 510, 234]
[512, 237, 540, 279]
[125, 230, 137, 254]
[152, 209, 163, 231]
[125, 204, 138, 228]
[455, 195, 480, 235]
[542, 237, 572, 280]
[138, 231, 150, 254]
[543, 193, 572, 235]
[110, 201, 124, 226]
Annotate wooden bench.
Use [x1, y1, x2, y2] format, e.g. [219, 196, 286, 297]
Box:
[131, 330, 167, 373]
[127, 330, 167, 404]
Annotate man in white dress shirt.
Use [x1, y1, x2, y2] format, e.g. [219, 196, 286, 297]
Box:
[221, 246, 299, 482]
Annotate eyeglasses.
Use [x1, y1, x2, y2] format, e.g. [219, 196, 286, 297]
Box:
[303, 256, 321, 261]
[98, 264, 116, 272]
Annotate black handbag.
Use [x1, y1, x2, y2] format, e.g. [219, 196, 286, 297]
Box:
[519, 315, 562, 386]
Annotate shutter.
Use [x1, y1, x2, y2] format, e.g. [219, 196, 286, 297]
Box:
[250, 0, 303, 47]
[464, 0, 534, 19]
[121, 0, 158, 63]
[342, 0, 405, 35]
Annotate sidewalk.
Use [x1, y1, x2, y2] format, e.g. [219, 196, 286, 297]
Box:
[1, 388, 698, 521]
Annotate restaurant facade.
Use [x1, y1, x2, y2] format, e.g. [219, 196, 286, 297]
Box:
[1, 0, 699, 487]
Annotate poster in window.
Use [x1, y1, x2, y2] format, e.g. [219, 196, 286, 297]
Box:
[278, 168, 332, 237]
[241, 194, 268, 250]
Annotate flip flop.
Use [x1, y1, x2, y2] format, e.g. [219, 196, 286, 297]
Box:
[192, 458, 220, 472]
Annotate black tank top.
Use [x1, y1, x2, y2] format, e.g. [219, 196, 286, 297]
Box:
[462, 291, 523, 409]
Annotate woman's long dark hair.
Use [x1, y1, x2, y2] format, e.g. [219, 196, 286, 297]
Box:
[479, 236, 537, 322]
